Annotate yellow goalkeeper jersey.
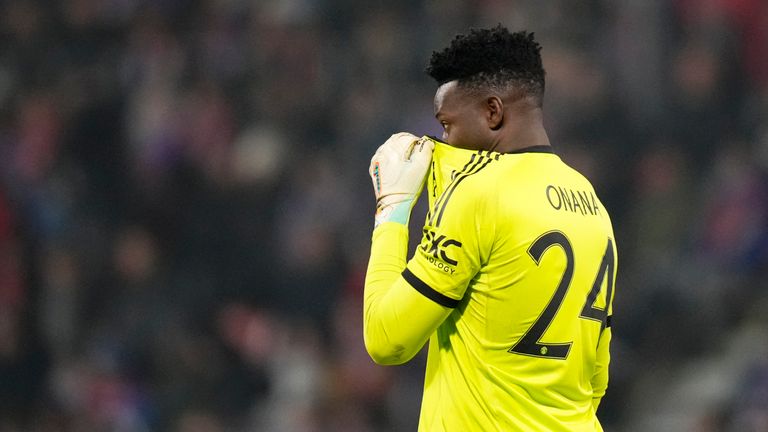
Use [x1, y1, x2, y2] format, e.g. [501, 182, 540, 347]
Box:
[405, 139, 616, 431]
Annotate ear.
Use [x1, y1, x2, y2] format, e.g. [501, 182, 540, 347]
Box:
[486, 96, 504, 130]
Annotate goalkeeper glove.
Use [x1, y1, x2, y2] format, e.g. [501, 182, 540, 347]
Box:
[369, 133, 434, 227]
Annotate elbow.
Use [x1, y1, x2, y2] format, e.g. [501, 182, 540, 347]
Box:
[364, 334, 409, 366]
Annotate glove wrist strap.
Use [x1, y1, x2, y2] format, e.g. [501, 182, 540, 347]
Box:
[375, 197, 414, 227]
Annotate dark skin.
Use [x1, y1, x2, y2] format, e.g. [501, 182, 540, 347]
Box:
[433, 80, 551, 153]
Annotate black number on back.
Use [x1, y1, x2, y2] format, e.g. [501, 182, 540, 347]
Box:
[509, 232, 614, 360]
[579, 239, 615, 331]
[509, 231, 574, 359]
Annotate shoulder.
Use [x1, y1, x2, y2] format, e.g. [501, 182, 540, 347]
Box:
[430, 150, 502, 217]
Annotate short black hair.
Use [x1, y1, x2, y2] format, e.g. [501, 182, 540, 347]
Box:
[426, 25, 545, 103]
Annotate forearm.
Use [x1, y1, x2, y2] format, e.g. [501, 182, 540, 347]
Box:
[364, 222, 449, 365]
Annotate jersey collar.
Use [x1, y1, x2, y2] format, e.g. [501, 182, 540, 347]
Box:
[428, 136, 555, 155]
[505, 145, 555, 154]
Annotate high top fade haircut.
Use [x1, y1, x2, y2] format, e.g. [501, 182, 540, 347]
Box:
[427, 25, 545, 106]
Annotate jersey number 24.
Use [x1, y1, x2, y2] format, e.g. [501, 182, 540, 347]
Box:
[509, 231, 615, 360]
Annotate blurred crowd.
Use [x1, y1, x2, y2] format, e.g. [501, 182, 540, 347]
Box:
[0, 0, 767, 431]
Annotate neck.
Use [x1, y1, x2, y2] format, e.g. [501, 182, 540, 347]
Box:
[490, 105, 550, 153]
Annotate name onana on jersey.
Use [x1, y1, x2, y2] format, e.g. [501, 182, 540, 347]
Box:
[545, 185, 601, 216]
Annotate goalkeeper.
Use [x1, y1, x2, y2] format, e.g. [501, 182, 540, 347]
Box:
[364, 26, 617, 431]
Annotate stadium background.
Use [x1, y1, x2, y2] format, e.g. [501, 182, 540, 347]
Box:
[1, 0, 767, 430]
